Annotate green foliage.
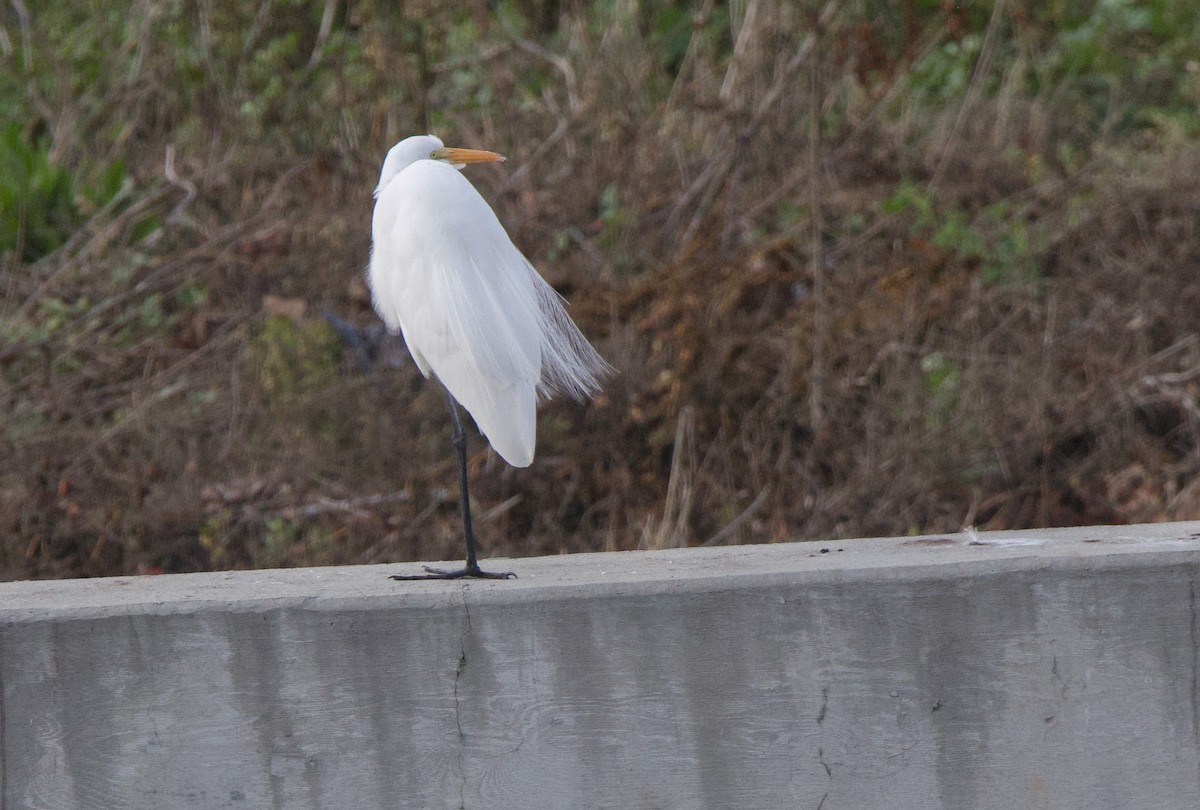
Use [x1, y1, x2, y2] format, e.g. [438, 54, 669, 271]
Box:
[644, 2, 732, 76]
[920, 351, 961, 429]
[257, 516, 339, 569]
[0, 124, 78, 260]
[0, 295, 92, 351]
[882, 180, 934, 226]
[908, 35, 991, 106]
[8, 398, 47, 440]
[187, 388, 218, 414]
[0, 121, 143, 262]
[598, 183, 622, 228]
[435, 16, 495, 116]
[199, 511, 234, 566]
[175, 281, 210, 312]
[203, 509, 343, 570]
[595, 182, 640, 272]
[976, 201, 1037, 284]
[883, 181, 1040, 284]
[900, 0, 1200, 135]
[250, 315, 343, 442]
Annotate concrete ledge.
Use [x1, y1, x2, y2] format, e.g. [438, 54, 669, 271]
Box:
[5, 522, 1200, 808]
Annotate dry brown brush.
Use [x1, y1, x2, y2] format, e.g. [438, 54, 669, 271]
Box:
[3, 0, 1200, 578]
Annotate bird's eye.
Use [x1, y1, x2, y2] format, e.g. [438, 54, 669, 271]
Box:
[430, 151, 438, 159]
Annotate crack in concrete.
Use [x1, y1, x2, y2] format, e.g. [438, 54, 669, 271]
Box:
[1190, 579, 1200, 792]
[454, 583, 473, 809]
[128, 615, 162, 743]
[812, 606, 836, 806]
[816, 685, 832, 802]
[0, 626, 6, 809]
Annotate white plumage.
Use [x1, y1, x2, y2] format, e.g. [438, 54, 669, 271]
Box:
[368, 134, 608, 468]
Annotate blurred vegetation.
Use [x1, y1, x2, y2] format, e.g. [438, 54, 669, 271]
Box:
[3, 0, 1200, 579]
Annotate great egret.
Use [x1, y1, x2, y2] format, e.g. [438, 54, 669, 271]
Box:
[369, 134, 609, 580]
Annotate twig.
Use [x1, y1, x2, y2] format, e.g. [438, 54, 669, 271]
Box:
[481, 494, 523, 523]
[649, 405, 695, 550]
[809, 44, 826, 430]
[719, 0, 761, 102]
[506, 88, 570, 189]
[504, 29, 579, 112]
[241, 0, 273, 58]
[739, 23, 947, 226]
[668, 0, 841, 254]
[663, 0, 716, 115]
[431, 42, 510, 75]
[9, 0, 53, 125]
[306, 0, 338, 69]
[53, 218, 257, 350]
[12, 183, 167, 321]
[928, 0, 1008, 191]
[71, 315, 249, 462]
[164, 144, 198, 221]
[704, 485, 771, 546]
[267, 492, 412, 521]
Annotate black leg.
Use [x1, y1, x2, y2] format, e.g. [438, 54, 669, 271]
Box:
[391, 388, 516, 581]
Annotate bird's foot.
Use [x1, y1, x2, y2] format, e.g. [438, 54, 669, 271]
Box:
[390, 563, 516, 581]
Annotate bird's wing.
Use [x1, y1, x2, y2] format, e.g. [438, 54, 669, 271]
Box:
[369, 161, 541, 466]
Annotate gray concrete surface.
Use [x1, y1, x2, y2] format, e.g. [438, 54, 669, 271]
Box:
[4, 522, 1200, 809]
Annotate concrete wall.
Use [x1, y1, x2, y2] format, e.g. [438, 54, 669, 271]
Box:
[4, 522, 1200, 809]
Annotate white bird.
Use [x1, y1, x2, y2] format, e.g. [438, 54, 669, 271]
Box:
[368, 134, 609, 579]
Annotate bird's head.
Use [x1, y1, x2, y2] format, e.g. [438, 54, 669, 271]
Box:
[375, 135, 506, 197]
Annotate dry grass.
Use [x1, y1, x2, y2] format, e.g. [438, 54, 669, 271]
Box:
[3, 0, 1200, 579]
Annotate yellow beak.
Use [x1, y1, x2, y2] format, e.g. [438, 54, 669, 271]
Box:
[435, 147, 507, 165]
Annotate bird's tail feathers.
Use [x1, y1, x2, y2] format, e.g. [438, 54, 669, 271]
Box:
[530, 270, 612, 403]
